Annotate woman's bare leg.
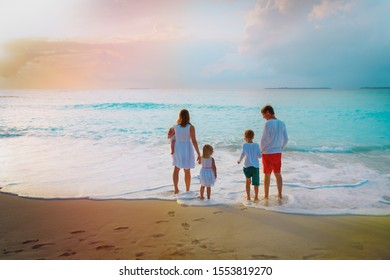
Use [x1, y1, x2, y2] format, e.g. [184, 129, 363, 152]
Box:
[173, 166, 180, 194]
[184, 169, 191, 192]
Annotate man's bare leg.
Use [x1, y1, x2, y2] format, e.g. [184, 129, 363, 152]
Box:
[263, 173, 271, 199]
[275, 173, 283, 199]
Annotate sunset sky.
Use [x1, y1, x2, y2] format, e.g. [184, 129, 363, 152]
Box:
[0, 0, 389, 89]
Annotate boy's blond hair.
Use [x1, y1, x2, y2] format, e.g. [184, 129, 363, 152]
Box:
[244, 129, 254, 140]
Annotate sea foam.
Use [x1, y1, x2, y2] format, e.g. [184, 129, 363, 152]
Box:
[1, 88, 389, 215]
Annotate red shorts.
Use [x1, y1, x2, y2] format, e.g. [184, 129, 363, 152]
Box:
[262, 153, 282, 174]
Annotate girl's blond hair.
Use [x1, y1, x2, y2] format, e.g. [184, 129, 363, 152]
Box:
[202, 144, 213, 158]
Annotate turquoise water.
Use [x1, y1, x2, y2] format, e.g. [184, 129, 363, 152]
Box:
[0, 89, 389, 215]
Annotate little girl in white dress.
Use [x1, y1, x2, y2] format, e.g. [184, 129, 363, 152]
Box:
[199, 144, 217, 200]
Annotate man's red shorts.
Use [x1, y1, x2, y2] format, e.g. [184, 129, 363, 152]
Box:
[262, 153, 282, 174]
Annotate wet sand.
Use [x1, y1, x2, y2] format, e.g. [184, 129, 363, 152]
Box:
[0, 193, 389, 260]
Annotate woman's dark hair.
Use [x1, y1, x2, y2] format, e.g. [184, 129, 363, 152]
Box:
[176, 109, 191, 127]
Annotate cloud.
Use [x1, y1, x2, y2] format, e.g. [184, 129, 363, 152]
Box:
[1, 0, 389, 89]
[0, 38, 183, 89]
[0, 0, 188, 48]
[0, 0, 249, 89]
[233, 0, 390, 87]
[308, 0, 354, 20]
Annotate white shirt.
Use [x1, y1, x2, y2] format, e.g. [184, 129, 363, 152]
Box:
[260, 119, 288, 154]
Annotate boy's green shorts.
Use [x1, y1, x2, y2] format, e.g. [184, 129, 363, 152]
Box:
[243, 167, 260, 186]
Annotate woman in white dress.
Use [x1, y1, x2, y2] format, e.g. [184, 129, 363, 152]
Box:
[169, 109, 200, 194]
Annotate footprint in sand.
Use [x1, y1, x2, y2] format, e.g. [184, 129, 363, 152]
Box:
[168, 211, 176, 217]
[302, 253, 322, 260]
[181, 222, 191, 230]
[59, 250, 77, 257]
[32, 243, 55, 249]
[160, 247, 187, 257]
[151, 233, 165, 238]
[191, 239, 208, 249]
[213, 211, 223, 214]
[3, 249, 24, 255]
[252, 254, 279, 260]
[22, 239, 39, 245]
[155, 220, 169, 224]
[192, 218, 205, 222]
[70, 230, 86, 235]
[114, 226, 129, 231]
[96, 245, 115, 251]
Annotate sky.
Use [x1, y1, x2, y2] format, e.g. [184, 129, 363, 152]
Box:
[0, 0, 389, 89]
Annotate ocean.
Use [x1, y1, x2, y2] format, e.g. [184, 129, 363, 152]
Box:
[1, 88, 389, 215]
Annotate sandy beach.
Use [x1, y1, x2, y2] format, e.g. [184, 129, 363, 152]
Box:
[0, 193, 389, 260]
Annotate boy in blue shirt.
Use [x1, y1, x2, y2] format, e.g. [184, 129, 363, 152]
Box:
[237, 130, 262, 201]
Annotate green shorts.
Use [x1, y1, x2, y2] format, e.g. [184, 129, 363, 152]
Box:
[243, 167, 260, 186]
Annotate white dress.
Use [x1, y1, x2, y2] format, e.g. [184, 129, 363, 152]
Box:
[172, 124, 195, 169]
[200, 157, 215, 187]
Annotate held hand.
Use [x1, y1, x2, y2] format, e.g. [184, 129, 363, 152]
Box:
[237, 160, 240, 164]
[197, 155, 201, 164]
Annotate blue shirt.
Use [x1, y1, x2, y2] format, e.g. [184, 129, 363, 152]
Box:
[238, 142, 262, 168]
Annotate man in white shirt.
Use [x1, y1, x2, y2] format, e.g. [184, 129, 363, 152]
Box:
[260, 105, 288, 199]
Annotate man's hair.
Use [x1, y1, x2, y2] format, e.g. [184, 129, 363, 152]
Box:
[261, 105, 275, 115]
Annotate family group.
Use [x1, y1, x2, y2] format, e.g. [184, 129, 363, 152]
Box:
[168, 105, 288, 201]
